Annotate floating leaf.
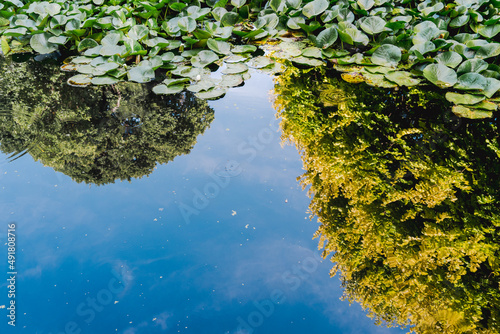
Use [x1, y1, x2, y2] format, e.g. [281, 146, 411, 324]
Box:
[314, 27, 338, 49]
[423, 64, 458, 88]
[191, 50, 219, 67]
[30, 33, 58, 54]
[341, 72, 364, 84]
[178, 17, 197, 33]
[452, 105, 493, 119]
[196, 88, 227, 99]
[128, 65, 155, 83]
[78, 38, 99, 52]
[302, 0, 329, 18]
[91, 76, 121, 85]
[220, 74, 244, 87]
[445, 92, 485, 105]
[455, 73, 487, 90]
[222, 63, 248, 74]
[360, 16, 386, 35]
[435, 51, 462, 68]
[207, 38, 231, 55]
[385, 71, 421, 86]
[292, 56, 324, 66]
[153, 84, 185, 95]
[232, 45, 257, 53]
[67, 74, 92, 87]
[371, 45, 401, 67]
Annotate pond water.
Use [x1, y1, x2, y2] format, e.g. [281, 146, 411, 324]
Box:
[0, 57, 407, 333]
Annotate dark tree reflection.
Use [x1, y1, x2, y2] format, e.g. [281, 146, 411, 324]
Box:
[0, 56, 215, 185]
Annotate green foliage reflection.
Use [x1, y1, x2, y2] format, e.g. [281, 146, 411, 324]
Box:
[0, 56, 215, 185]
[275, 66, 500, 333]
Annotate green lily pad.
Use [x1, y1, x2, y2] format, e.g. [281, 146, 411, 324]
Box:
[196, 88, 227, 100]
[222, 63, 248, 74]
[67, 74, 92, 87]
[292, 56, 325, 66]
[30, 33, 58, 54]
[191, 50, 219, 67]
[207, 38, 231, 55]
[153, 84, 185, 95]
[423, 64, 457, 88]
[435, 51, 463, 68]
[385, 71, 421, 86]
[452, 105, 493, 119]
[371, 45, 401, 67]
[445, 92, 486, 105]
[91, 76, 121, 85]
[127, 65, 155, 83]
[360, 16, 386, 35]
[455, 73, 487, 90]
[302, 0, 329, 18]
[232, 45, 257, 53]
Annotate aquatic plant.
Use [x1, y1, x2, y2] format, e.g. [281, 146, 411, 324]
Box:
[2, 0, 500, 117]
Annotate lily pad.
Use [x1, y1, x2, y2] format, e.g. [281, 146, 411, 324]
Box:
[371, 45, 401, 67]
[445, 92, 486, 105]
[385, 71, 421, 86]
[153, 84, 185, 95]
[452, 105, 493, 119]
[423, 64, 458, 88]
[196, 88, 227, 99]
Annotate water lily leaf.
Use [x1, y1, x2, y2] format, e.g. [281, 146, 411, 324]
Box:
[302, 0, 329, 18]
[178, 17, 197, 33]
[457, 59, 488, 75]
[224, 55, 248, 63]
[357, 0, 375, 10]
[196, 88, 227, 99]
[3, 28, 27, 37]
[481, 78, 500, 98]
[220, 74, 244, 87]
[452, 105, 493, 119]
[371, 44, 401, 67]
[163, 78, 190, 86]
[153, 84, 185, 95]
[362, 72, 397, 88]
[385, 71, 421, 86]
[477, 24, 500, 38]
[78, 38, 99, 52]
[247, 56, 274, 68]
[91, 76, 121, 85]
[30, 33, 58, 54]
[222, 63, 248, 74]
[420, 2, 444, 16]
[475, 43, 500, 59]
[302, 47, 322, 58]
[435, 51, 462, 68]
[221, 12, 239, 27]
[187, 77, 217, 92]
[169, 2, 187, 11]
[455, 73, 487, 90]
[360, 16, 386, 35]
[292, 56, 324, 66]
[445, 92, 485, 105]
[314, 27, 338, 49]
[144, 37, 170, 48]
[232, 45, 257, 53]
[472, 100, 498, 111]
[338, 28, 369, 45]
[341, 72, 365, 84]
[231, 0, 246, 8]
[207, 38, 231, 55]
[67, 74, 92, 87]
[423, 64, 458, 88]
[287, 16, 305, 30]
[100, 44, 127, 56]
[128, 25, 149, 40]
[191, 50, 219, 67]
[48, 36, 68, 45]
[161, 52, 175, 62]
[450, 15, 469, 28]
[128, 65, 155, 83]
[286, 0, 302, 9]
[101, 32, 122, 46]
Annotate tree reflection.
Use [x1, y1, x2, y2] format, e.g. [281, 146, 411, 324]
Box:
[274, 66, 500, 333]
[0, 56, 215, 185]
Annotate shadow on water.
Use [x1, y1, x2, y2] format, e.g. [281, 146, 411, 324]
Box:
[274, 66, 500, 333]
[0, 55, 215, 185]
